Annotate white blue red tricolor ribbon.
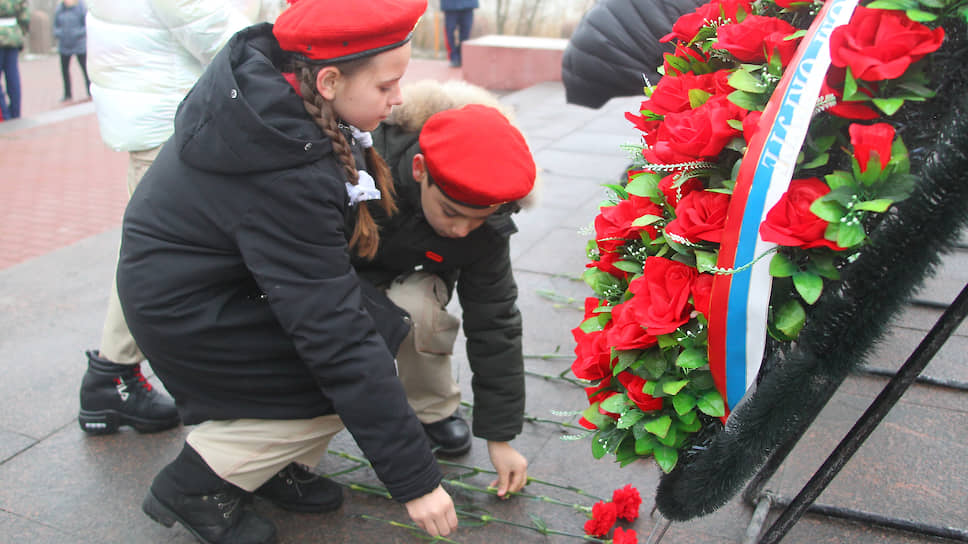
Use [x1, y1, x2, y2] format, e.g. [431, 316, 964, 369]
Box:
[708, 0, 860, 414]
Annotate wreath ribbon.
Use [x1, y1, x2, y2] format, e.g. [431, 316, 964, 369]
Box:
[708, 0, 861, 414]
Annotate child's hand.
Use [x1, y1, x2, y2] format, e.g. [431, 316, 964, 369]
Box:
[487, 441, 528, 498]
[404, 485, 458, 537]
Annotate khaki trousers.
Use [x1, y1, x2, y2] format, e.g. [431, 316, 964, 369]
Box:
[188, 272, 462, 490]
[99, 146, 160, 363]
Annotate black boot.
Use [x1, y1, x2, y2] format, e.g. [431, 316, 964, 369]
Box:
[255, 463, 343, 513]
[78, 349, 180, 434]
[422, 411, 471, 456]
[143, 444, 277, 544]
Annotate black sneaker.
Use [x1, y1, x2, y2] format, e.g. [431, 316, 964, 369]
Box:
[143, 445, 276, 544]
[78, 349, 180, 434]
[422, 411, 471, 456]
[255, 463, 343, 513]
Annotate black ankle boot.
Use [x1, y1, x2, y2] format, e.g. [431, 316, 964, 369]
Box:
[422, 411, 472, 456]
[255, 463, 343, 513]
[78, 349, 180, 434]
[143, 444, 277, 544]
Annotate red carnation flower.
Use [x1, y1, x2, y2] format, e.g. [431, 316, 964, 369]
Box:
[584, 501, 618, 537]
[613, 527, 639, 544]
[611, 484, 643, 522]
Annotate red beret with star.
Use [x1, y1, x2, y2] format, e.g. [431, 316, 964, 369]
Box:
[274, 0, 428, 62]
[419, 105, 536, 207]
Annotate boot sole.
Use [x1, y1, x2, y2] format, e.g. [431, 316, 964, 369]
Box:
[257, 489, 344, 513]
[78, 409, 180, 435]
[142, 490, 277, 544]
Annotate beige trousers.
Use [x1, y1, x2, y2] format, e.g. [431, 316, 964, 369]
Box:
[188, 272, 463, 489]
[99, 146, 160, 363]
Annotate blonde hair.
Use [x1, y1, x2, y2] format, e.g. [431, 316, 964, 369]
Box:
[292, 60, 397, 260]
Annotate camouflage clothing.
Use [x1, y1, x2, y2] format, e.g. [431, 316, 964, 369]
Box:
[0, 0, 28, 49]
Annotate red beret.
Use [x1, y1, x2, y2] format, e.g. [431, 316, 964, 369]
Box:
[419, 105, 536, 207]
[274, 0, 428, 62]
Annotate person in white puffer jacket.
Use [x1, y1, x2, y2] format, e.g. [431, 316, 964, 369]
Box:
[78, 0, 283, 438]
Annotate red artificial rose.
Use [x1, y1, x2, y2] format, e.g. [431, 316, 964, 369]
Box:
[626, 257, 698, 335]
[571, 329, 615, 382]
[661, 0, 754, 43]
[659, 174, 704, 207]
[743, 110, 763, 145]
[691, 273, 715, 318]
[759, 178, 846, 250]
[626, 108, 661, 135]
[596, 195, 663, 246]
[617, 372, 663, 413]
[608, 302, 659, 351]
[820, 67, 879, 120]
[587, 249, 627, 280]
[644, 95, 746, 165]
[613, 527, 639, 544]
[849, 122, 895, 172]
[829, 6, 945, 81]
[643, 70, 734, 116]
[665, 190, 731, 244]
[611, 484, 643, 522]
[715, 16, 800, 65]
[584, 501, 618, 537]
[586, 376, 613, 404]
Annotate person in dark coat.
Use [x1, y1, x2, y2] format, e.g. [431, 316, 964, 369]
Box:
[440, 0, 478, 67]
[115, 1, 462, 542]
[561, 0, 706, 109]
[53, 0, 90, 101]
[358, 83, 535, 497]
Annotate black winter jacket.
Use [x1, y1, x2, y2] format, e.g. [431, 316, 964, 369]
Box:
[116, 23, 440, 503]
[562, 0, 706, 109]
[360, 121, 526, 443]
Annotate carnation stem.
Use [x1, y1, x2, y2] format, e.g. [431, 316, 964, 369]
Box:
[358, 515, 461, 543]
[455, 508, 608, 542]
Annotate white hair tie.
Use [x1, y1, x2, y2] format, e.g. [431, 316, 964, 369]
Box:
[346, 170, 381, 206]
[349, 126, 373, 149]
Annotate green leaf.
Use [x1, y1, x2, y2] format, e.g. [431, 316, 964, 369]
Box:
[905, 8, 937, 21]
[689, 371, 715, 391]
[641, 350, 668, 380]
[728, 69, 765, 93]
[618, 409, 646, 429]
[654, 445, 679, 473]
[582, 402, 612, 430]
[601, 392, 631, 414]
[853, 199, 893, 213]
[810, 198, 847, 223]
[773, 299, 806, 339]
[793, 270, 824, 304]
[613, 260, 644, 274]
[800, 152, 829, 170]
[728, 89, 763, 111]
[677, 408, 698, 425]
[627, 171, 663, 198]
[635, 434, 657, 455]
[676, 415, 702, 433]
[843, 67, 859, 101]
[582, 267, 622, 298]
[809, 254, 840, 280]
[688, 88, 712, 109]
[612, 350, 640, 374]
[631, 214, 663, 227]
[898, 81, 937, 98]
[656, 425, 679, 446]
[644, 415, 672, 438]
[578, 316, 604, 334]
[662, 379, 690, 395]
[769, 252, 798, 278]
[824, 170, 855, 190]
[866, 0, 919, 8]
[676, 348, 707, 370]
[695, 250, 719, 273]
[591, 431, 607, 459]
[672, 391, 697, 415]
[697, 390, 726, 417]
[657, 333, 680, 349]
[643, 380, 657, 396]
[727, 119, 744, 131]
[873, 97, 906, 116]
[836, 221, 867, 247]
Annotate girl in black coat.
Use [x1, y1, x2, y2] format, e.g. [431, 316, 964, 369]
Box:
[115, 1, 460, 542]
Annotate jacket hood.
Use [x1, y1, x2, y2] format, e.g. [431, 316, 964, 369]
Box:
[174, 23, 331, 174]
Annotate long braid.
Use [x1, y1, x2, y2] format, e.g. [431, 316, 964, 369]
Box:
[294, 62, 396, 259]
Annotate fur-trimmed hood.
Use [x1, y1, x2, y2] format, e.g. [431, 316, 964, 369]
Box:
[385, 79, 541, 208]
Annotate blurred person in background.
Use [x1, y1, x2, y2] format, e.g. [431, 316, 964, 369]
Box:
[0, 0, 28, 120]
[440, 0, 477, 67]
[53, 0, 90, 102]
